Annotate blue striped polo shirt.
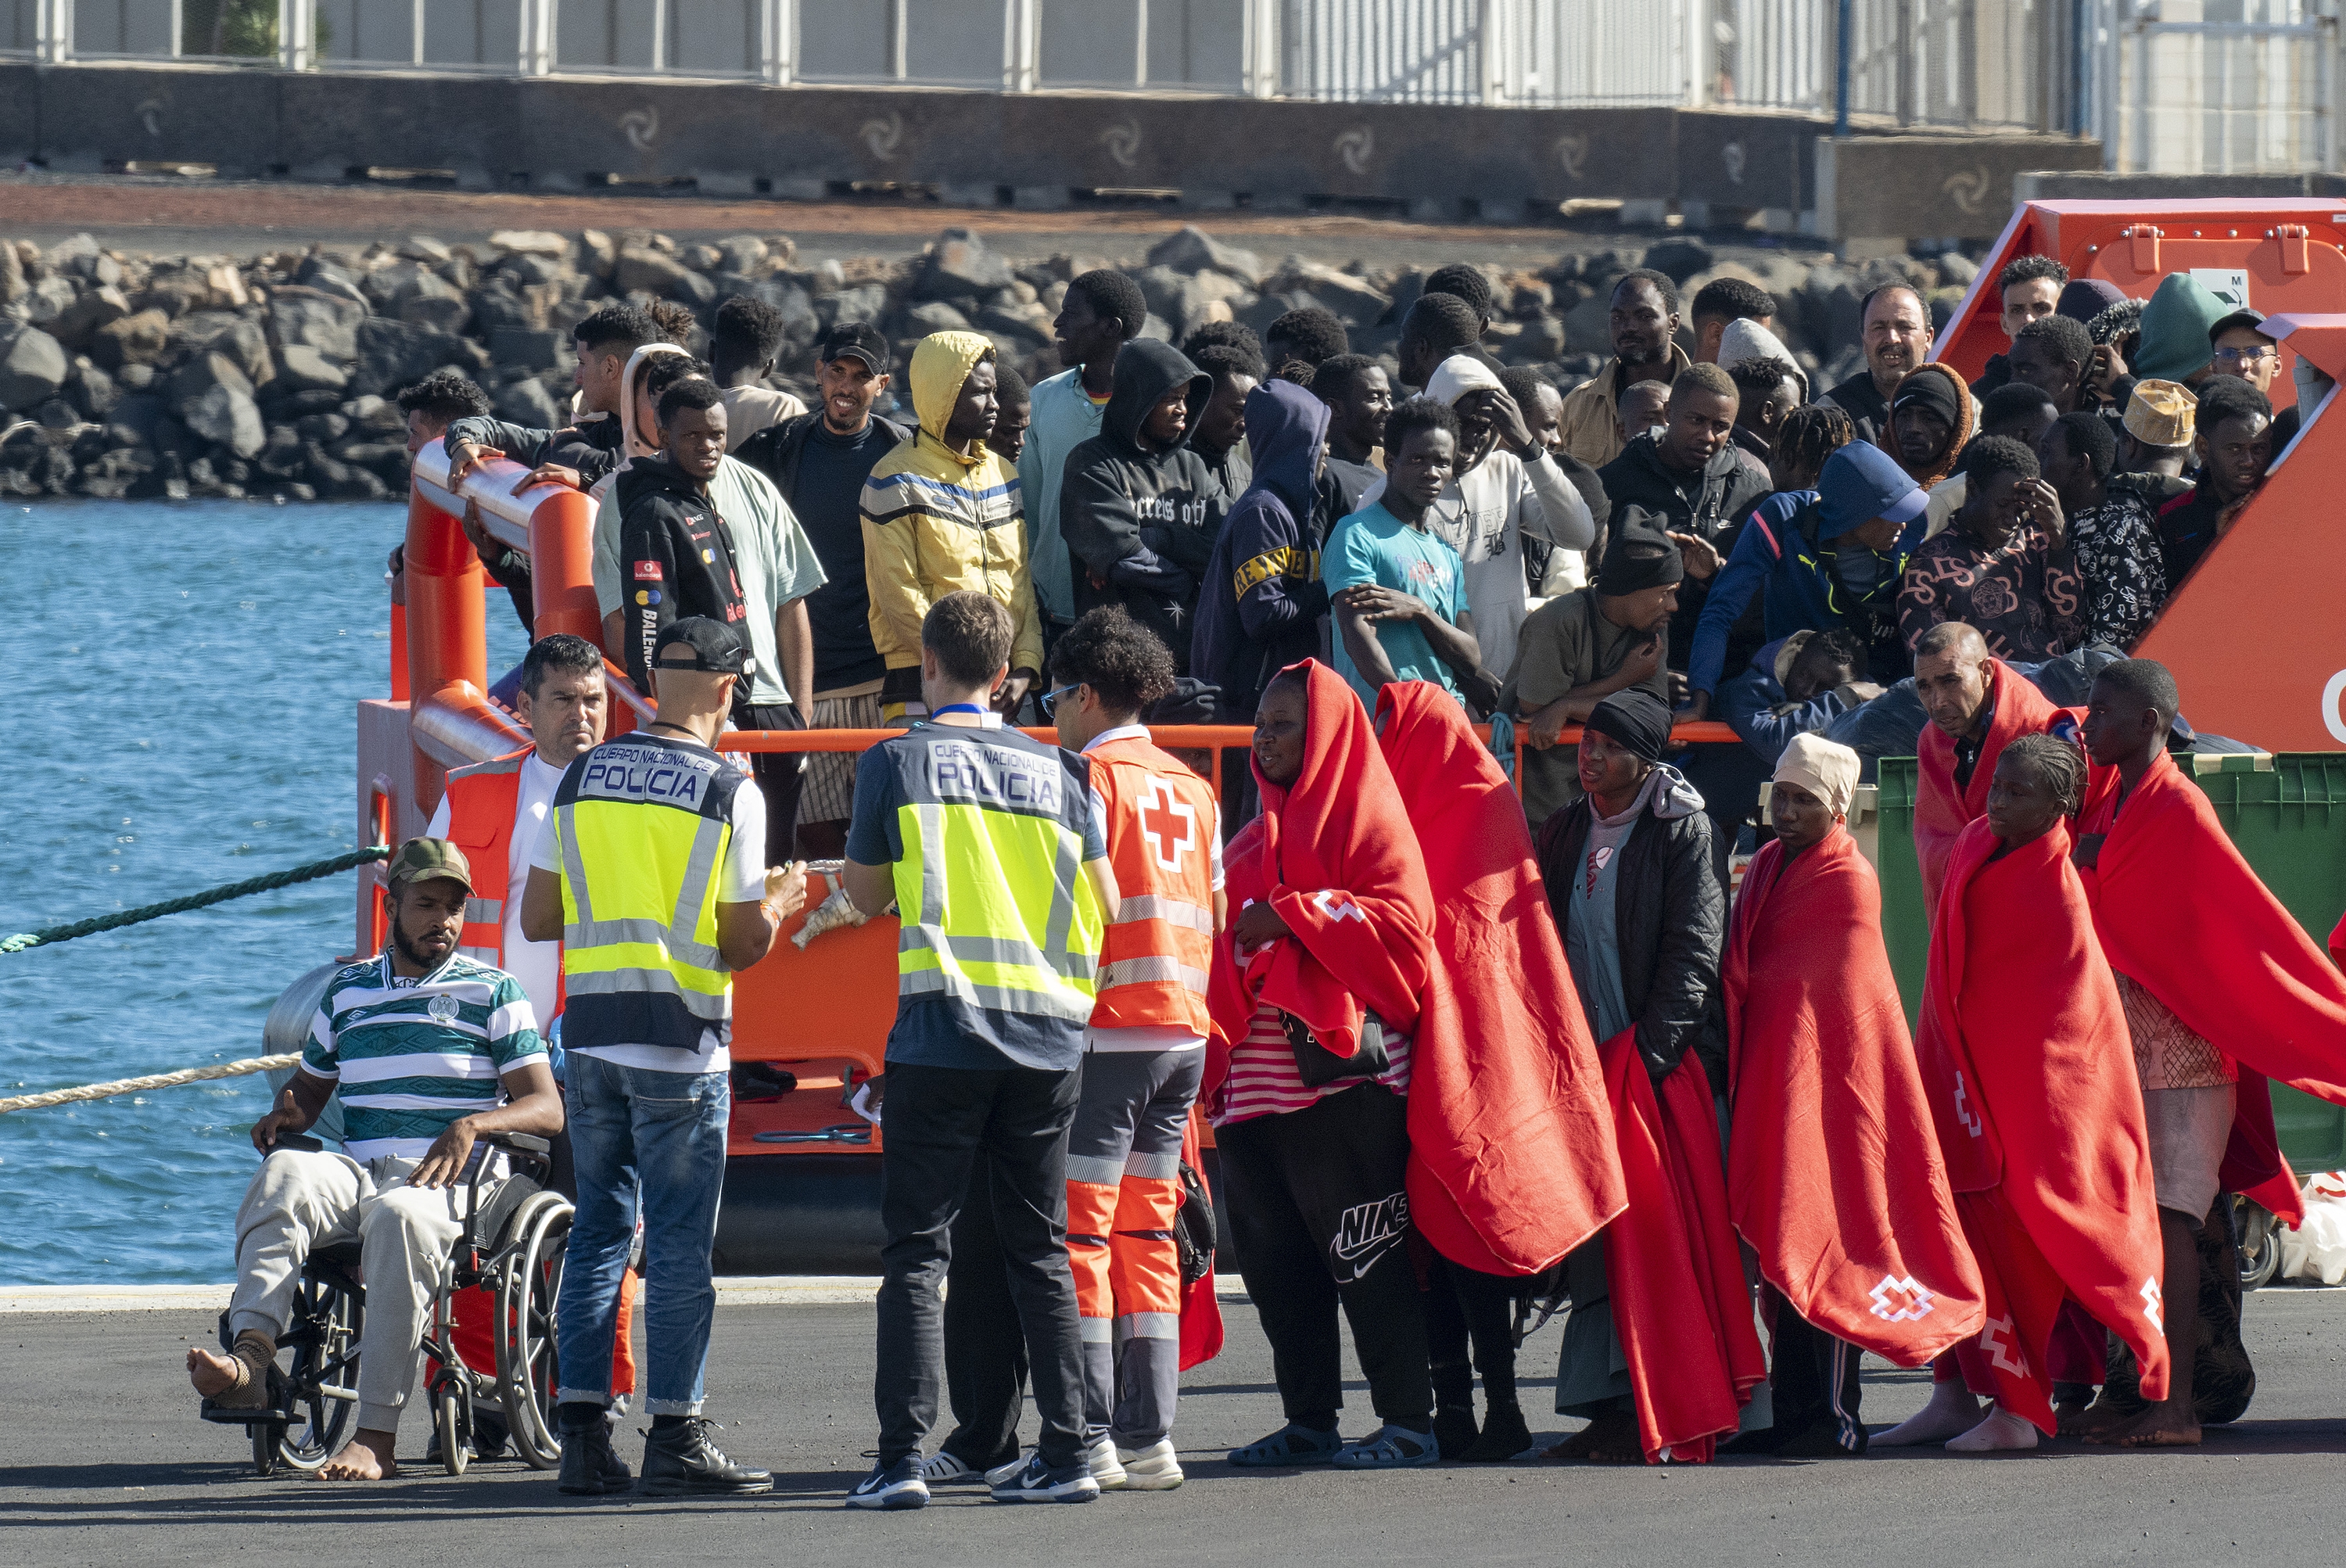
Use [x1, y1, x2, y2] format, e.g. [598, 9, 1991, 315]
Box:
[302, 953, 545, 1162]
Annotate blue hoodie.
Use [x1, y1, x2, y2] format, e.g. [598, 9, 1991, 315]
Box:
[1190, 380, 1332, 714]
[1687, 440, 1928, 698]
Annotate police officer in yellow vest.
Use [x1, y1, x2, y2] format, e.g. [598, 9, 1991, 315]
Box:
[521, 615, 807, 1498]
[841, 590, 1120, 1510]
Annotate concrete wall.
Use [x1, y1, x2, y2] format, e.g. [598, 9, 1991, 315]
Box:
[5, 60, 2100, 237]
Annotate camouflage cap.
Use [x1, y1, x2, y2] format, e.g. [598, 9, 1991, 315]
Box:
[385, 836, 474, 893]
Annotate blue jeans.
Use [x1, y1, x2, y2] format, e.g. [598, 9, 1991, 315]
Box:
[555, 1053, 729, 1416]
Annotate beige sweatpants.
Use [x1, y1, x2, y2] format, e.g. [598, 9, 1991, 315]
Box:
[228, 1147, 500, 1433]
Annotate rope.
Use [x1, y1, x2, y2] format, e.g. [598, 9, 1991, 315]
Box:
[0, 845, 392, 955]
[0, 1053, 300, 1114]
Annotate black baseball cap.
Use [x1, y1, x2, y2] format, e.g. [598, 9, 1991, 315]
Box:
[2208, 307, 2269, 343]
[819, 321, 891, 374]
[653, 616, 754, 677]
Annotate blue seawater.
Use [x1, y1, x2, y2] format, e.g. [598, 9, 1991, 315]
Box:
[0, 501, 526, 1283]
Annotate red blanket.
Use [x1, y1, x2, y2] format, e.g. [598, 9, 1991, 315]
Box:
[1724, 828, 1983, 1365]
[1598, 1028, 1767, 1464]
[1914, 658, 2074, 909]
[1916, 816, 2169, 1432]
[1177, 1104, 1223, 1370]
[2079, 751, 2346, 1227]
[1374, 683, 1626, 1277]
[2332, 910, 2345, 969]
[1205, 659, 1434, 1096]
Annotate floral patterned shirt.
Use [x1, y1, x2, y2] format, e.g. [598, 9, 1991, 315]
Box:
[1897, 524, 2082, 662]
[2066, 490, 2168, 649]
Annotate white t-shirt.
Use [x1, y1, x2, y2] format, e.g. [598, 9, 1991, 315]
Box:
[427, 750, 567, 1030]
[1079, 724, 1225, 1054]
[527, 766, 767, 1074]
[1359, 447, 1594, 689]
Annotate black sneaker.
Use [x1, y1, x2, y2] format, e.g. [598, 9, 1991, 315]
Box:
[640, 1417, 774, 1496]
[558, 1418, 634, 1495]
[988, 1452, 1100, 1504]
[845, 1455, 931, 1510]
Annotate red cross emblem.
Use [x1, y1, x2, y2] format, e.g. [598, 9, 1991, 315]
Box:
[1979, 1313, 2029, 1377]
[1867, 1274, 1936, 1323]
[1138, 777, 1197, 873]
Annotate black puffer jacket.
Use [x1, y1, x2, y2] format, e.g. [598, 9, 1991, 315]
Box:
[1059, 339, 1222, 667]
[612, 453, 752, 699]
[1535, 770, 1727, 1093]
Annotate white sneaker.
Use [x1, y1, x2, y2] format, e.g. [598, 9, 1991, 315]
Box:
[1086, 1435, 1128, 1490]
[1116, 1438, 1184, 1491]
[916, 1450, 977, 1484]
[983, 1449, 1033, 1487]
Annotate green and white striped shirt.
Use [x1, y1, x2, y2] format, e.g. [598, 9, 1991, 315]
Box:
[303, 953, 545, 1162]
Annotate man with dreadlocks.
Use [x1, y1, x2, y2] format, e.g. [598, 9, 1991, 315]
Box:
[1686, 440, 1929, 717]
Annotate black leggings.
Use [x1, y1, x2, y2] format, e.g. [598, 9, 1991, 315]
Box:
[1426, 1256, 1521, 1412]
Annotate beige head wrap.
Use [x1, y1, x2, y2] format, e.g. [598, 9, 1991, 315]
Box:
[1774, 732, 1861, 820]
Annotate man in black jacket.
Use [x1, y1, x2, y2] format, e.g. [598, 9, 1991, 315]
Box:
[1595, 363, 1770, 673]
[1817, 285, 1931, 445]
[1534, 687, 1726, 1463]
[614, 381, 752, 694]
[1059, 339, 1223, 671]
[735, 324, 911, 856]
[443, 304, 658, 491]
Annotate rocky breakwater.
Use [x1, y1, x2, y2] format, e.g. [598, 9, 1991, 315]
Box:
[0, 222, 1981, 504]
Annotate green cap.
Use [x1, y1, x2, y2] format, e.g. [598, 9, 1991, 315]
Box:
[2133, 273, 2229, 383]
[386, 836, 474, 893]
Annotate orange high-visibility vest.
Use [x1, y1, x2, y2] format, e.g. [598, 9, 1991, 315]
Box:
[441, 749, 528, 967]
[1086, 735, 1217, 1035]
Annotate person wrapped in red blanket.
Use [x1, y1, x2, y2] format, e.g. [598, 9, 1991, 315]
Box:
[1533, 687, 1763, 1465]
[1911, 620, 2079, 909]
[2072, 658, 2346, 1445]
[1912, 733, 2170, 1451]
[1207, 659, 1443, 1471]
[1375, 681, 1627, 1462]
[1724, 734, 1984, 1459]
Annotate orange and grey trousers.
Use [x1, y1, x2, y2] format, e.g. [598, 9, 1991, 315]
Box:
[1065, 1047, 1203, 1448]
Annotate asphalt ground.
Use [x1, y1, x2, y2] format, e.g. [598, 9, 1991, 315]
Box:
[0, 170, 1817, 271]
[10, 1286, 2346, 1568]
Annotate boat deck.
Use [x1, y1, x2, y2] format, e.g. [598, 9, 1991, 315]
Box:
[9, 1289, 2346, 1565]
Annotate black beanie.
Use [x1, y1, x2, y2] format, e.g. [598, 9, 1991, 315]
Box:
[1597, 508, 1684, 596]
[1585, 688, 1674, 764]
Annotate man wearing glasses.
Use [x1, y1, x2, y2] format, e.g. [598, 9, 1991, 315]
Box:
[2208, 309, 2299, 448]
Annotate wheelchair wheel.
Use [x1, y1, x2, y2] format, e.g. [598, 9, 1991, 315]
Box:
[433, 1376, 471, 1477]
[277, 1272, 362, 1473]
[497, 1190, 572, 1470]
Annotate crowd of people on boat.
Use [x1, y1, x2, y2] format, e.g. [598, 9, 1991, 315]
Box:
[185, 246, 2346, 1502]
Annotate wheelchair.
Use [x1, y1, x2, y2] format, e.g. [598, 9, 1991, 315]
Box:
[201, 1132, 574, 1477]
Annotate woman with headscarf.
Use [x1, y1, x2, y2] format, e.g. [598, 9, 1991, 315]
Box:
[1533, 691, 1763, 1463]
[1206, 660, 1443, 1470]
[1722, 734, 1983, 1459]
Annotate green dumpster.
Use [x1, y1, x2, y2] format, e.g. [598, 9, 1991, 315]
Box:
[1873, 752, 2346, 1168]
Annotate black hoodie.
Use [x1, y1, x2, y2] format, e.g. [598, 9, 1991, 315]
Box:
[613, 452, 752, 698]
[1058, 339, 1223, 668]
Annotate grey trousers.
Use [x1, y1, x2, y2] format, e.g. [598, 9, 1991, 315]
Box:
[228, 1147, 497, 1433]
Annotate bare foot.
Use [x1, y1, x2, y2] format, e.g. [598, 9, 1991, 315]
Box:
[317, 1429, 400, 1480]
[187, 1346, 243, 1398]
[1946, 1405, 2039, 1452]
[2068, 1398, 2133, 1442]
[2094, 1407, 2201, 1448]
[1874, 1381, 1982, 1447]
[1542, 1411, 1642, 1464]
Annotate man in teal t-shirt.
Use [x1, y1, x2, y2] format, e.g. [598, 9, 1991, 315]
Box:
[1323, 397, 1494, 712]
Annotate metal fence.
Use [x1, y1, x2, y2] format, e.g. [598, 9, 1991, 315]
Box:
[6, 1, 2341, 170]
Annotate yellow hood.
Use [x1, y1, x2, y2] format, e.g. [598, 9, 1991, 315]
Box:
[909, 330, 996, 450]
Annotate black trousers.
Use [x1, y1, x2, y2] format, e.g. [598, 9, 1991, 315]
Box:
[937, 1150, 1031, 1469]
[742, 701, 805, 867]
[1768, 1294, 1866, 1453]
[875, 1062, 1085, 1469]
[1426, 1255, 1521, 1412]
[1218, 1082, 1432, 1430]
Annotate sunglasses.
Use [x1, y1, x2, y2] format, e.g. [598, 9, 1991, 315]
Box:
[1038, 683, 1082, 719]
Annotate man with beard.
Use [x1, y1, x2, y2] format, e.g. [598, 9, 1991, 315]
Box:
[1557, 270, 1693, 467]
[1818, 285, 1932, 444]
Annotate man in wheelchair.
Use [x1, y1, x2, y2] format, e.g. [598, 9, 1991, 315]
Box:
[185, 838, 565, 1480]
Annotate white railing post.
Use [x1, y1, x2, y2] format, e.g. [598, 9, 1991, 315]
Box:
[35, 0, 72, 63]
[1004, 0, 1038, 91]
[1481, 0, 1515, 105]
[764, 0, 794, 84]
[521, 0, 555, 77]
[278, 0, 312, 69]
[1242, 0, 1279, 98]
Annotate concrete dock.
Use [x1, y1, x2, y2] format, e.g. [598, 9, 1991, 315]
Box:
[8, 1288, 2346, 1567]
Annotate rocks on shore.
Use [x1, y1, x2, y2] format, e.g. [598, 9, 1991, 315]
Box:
[0, 222, 1976, 502]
